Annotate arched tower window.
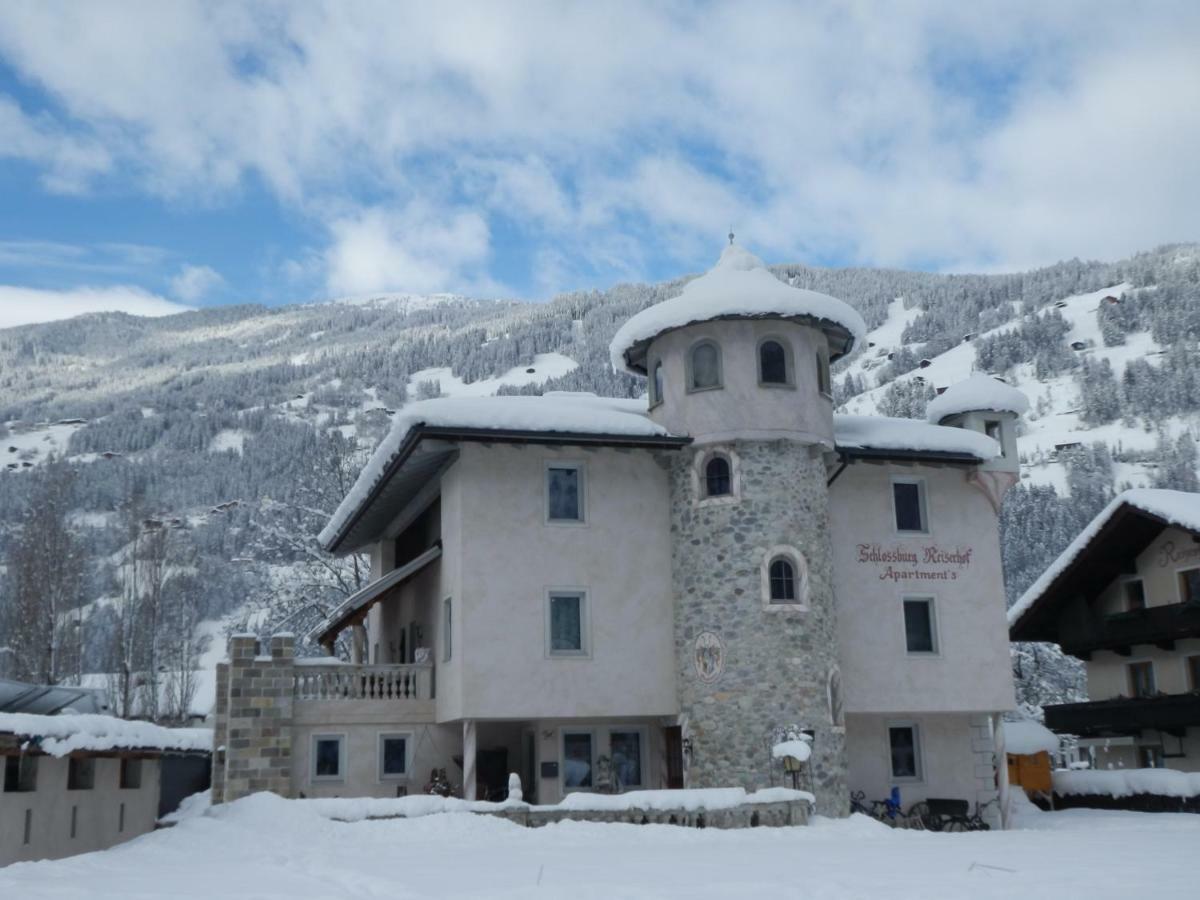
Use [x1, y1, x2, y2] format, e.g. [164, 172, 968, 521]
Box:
[758, 339, 790, 385]
[769, 558, 796, 603]
[816, 346, 832, 396]
[651, 360, 665, 407]
[761, 546, 809, 608]
[688, 340, 722, 392]
[704, 455, 731, 497]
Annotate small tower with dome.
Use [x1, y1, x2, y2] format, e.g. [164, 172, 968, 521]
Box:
[610, 242, 866, 812]
[926, 372, 1029, 511]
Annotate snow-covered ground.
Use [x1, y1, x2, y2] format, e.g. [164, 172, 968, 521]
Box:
[3, 792, 1197, 898]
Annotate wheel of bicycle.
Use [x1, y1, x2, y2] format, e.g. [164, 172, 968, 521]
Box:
[906, 802, 933, 831]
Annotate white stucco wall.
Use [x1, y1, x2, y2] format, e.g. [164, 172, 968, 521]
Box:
[0, 756, 161, 866]
[448, 442, 677, 721]
[830, 462, 1015, 714]
[846, 713, 997, 810]
[646, 319, 834, 446]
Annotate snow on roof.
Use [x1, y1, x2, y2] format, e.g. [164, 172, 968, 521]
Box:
[1008, 489, 1200, 626]
[925, 372, 1030, 424]
[1002, 719, 1060, 756]
[0, 711, 212, 757]
[834, 415, 1000, 461]
[320, 393, 674, 548]
[609, 243, 868, 375]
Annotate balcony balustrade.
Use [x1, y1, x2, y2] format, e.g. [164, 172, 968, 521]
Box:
[293, 662, 433, 702]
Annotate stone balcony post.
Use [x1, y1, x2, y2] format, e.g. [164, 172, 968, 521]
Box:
[218, 633, 295, 803]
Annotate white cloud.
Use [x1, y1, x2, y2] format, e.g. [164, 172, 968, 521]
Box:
[323, 205, 496, 297]
[0, 285, 191, 330]
[0, 1, 1196, 292]
[169, 264, 225, 301]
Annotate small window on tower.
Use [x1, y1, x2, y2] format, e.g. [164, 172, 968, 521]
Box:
[651, 360, 665, 407]
[984, 419, 1004, 455]
[758, 339, 790, 385]
[769, 558, 796, 603]
[688, 341, 722, 391]
[704, 456, 731, 497]
[816, 347, 832, 396]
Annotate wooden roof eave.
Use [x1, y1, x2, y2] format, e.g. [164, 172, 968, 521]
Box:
[1010, 503, 1192, 642]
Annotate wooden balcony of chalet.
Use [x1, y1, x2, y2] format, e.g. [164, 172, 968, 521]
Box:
[1056, 601, 1200, 659]
[1044, 692, 1200, 738]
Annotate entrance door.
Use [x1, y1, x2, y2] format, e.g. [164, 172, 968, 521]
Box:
[664, 726, 684, 789]
[522, 730, 537, 805]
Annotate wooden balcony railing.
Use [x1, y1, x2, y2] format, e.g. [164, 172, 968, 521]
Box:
[1044, 692, 1200, 737]
[293, 663, 433, 702]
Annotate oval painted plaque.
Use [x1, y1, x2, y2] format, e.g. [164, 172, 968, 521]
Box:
[693, 631, 725, 683]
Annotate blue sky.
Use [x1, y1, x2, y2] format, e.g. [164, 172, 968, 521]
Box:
[0, 1, 1197, 328]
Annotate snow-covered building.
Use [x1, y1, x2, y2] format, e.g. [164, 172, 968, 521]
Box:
[213, 243, 1019, 822]
[1010, 489, 1200, 771]
[0, 712, 211, 865]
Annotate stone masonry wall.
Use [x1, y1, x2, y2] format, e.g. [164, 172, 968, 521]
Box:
[670, 439, 848, 815]
[219, 634, 295, 802]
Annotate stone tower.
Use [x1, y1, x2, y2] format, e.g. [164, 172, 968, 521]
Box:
[610, 243, 866, 814]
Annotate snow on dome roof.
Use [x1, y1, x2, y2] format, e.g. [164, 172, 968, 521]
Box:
[834, 414, 1000, 461]
[609, 243, 868, 376]
[1002, 719, 1060, 756]
[1008, 489, 1200, 627]
[925, 373, 1030, 424]
[320, 393, 678, 549]
[0, 711, 211, 757]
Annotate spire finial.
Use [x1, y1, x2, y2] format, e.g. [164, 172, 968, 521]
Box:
[728, 226, 735, 246]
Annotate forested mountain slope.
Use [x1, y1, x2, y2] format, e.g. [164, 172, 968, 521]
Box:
[0, 244, 1196, 716]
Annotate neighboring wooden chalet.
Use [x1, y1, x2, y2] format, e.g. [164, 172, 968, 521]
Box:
[1010, 490, 1200, 770]
[0, 711, 211, 866]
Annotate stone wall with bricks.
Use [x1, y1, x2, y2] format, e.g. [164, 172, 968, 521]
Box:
[213, 633, 295, 803]
[670, 439, 848, 816]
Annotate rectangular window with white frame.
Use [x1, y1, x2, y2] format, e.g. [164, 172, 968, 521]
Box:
[546, 462, 585, 523]
[902, 596, 938, 654]
[1123, 579, 1146, 611]
[1186, 655, 1200, 691]
[1127, 661, 1156, 698]
[891, 478, 928, 533]
[608, 729, 645, 789]
[1179, 567, 1200, 604]
[562, 731, 594, 790]
[378, 732, 411, 782]
[311, 734, 345, 782]
[887, 723, 922, 781]
[547, 590, 589, 657]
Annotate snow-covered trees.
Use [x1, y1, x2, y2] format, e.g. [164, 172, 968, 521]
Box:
[1, 459, 86, 684]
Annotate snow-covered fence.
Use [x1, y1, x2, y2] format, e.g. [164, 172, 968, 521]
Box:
[292, 662, 433, 701]
[1050, 768, 1200, 814]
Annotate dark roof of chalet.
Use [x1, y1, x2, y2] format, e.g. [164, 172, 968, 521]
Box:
[1009, 489, 1200, 643]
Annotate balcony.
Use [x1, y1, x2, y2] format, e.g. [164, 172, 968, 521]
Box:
[1044, 692, 1200, 738]
[1059, 601, 1200, 658]
[293, 662, 434, 703]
